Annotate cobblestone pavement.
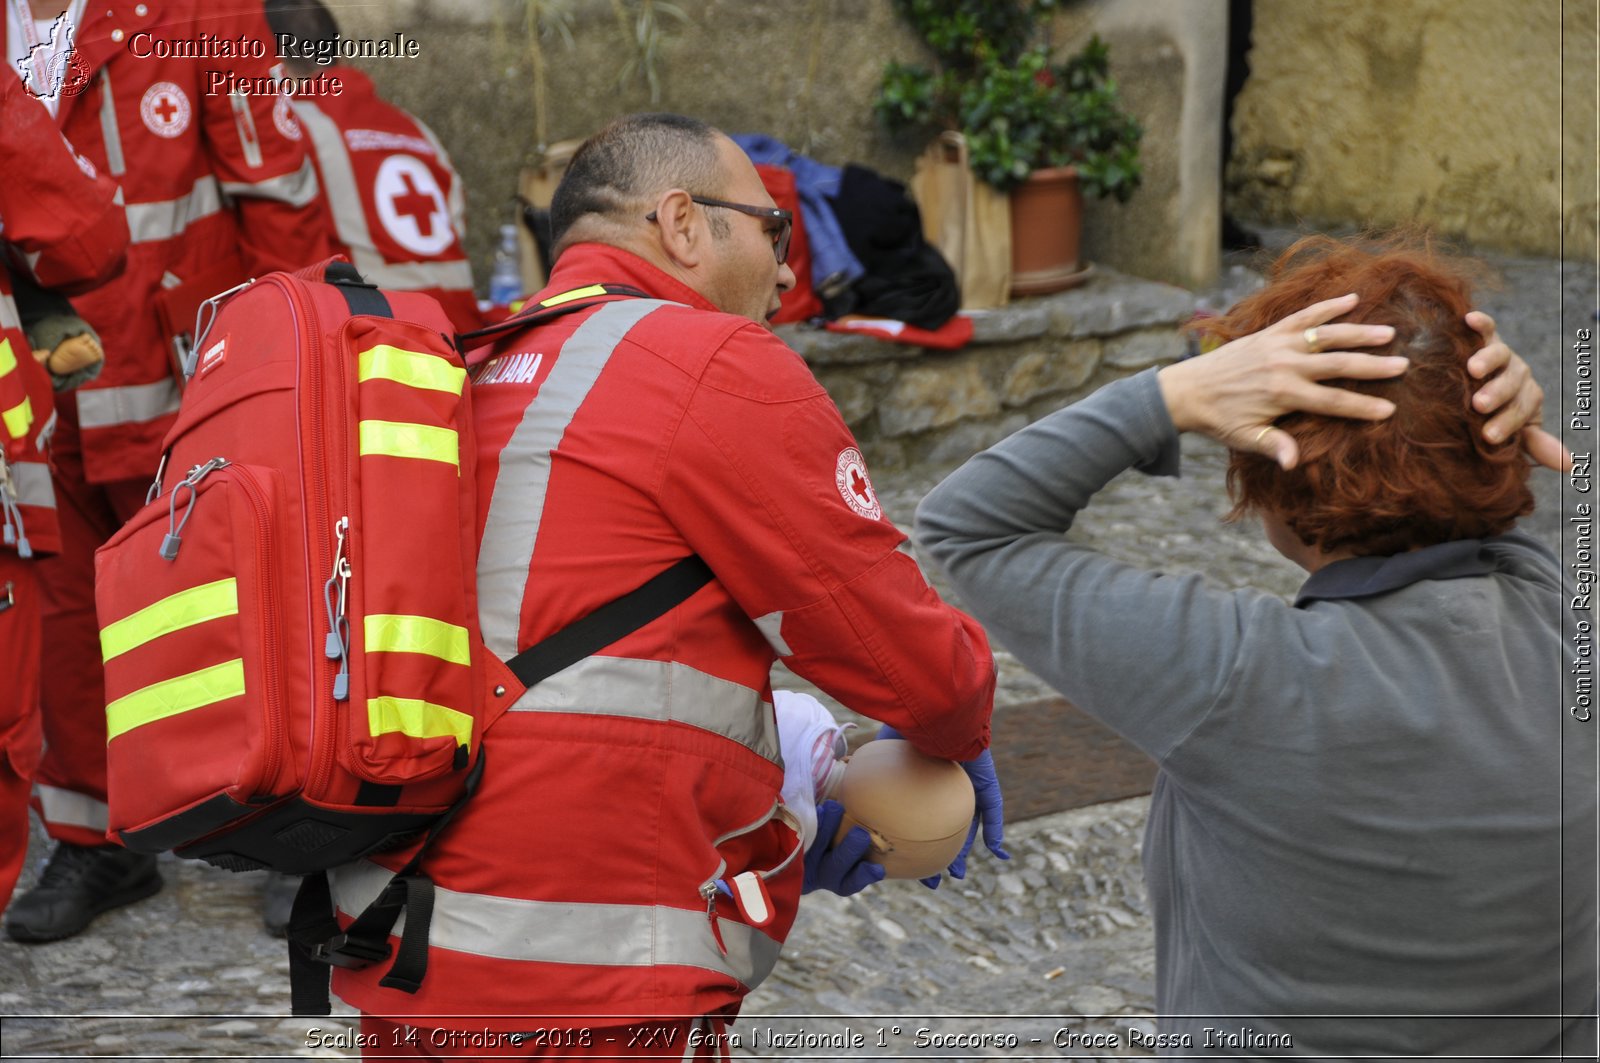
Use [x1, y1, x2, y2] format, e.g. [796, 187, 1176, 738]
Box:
[0, 250, 1588, 1061]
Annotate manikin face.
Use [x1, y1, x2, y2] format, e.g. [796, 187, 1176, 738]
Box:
[698, 136, 797, 324]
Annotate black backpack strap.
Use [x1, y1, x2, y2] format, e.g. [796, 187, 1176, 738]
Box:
[453, 283, 650, 354]
[324, 260, 393, 319]
[506, 555, 714, 688]
[286, 749, 487, 1015]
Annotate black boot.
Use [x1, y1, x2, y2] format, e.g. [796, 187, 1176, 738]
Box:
[4, 842, 163, 943]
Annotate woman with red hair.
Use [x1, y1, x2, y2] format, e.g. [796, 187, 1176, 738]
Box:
[917, 235, 1594, 1056]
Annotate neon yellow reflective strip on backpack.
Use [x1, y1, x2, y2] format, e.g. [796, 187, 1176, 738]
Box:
[105, 659, 247, 742]
[364, 613, 471, 666]
[358, 420, 459, 469]
[99, 578, 240, 662]
[368, 696, 472, 747]
[357, 345, 467, 396]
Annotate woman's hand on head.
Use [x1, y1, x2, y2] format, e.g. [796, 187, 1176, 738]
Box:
[1157, 293, 1407, 470]
[1464, 311, 1570, 472]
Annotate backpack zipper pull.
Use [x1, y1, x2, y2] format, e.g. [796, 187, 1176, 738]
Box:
[322, 517, 352, 700]
[159, 457, 228, 561]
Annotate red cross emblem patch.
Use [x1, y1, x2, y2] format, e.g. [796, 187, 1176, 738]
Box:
[140, 82, 190, 138]
[834, 447, 882, 521]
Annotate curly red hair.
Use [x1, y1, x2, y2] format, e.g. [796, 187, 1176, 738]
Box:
[1197, 234, 1533, 556]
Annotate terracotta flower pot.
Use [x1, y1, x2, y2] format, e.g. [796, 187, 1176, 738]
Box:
[1008, 166, 1087, 296]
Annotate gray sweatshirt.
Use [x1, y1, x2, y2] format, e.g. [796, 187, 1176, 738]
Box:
[915, 369, 1596, 1059]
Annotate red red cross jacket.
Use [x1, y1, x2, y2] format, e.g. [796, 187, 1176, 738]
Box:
[1, 62, 127, 796]
[289, 66, 481, 333]
[330, 243, 996, 1027]
[0, 0, 336, 484]
[0, 64, 129, 559]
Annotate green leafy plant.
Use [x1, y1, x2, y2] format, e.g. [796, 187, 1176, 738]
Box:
[876, 0, 1143, 200]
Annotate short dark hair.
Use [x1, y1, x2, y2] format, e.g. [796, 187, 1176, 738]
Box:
[263, 0, 340, 68]
[1197, 233, 1533, 556]
[549, 113, 727, 249]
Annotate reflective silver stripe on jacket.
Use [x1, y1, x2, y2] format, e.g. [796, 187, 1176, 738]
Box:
[7, 460, 56, 509]
[98, 68, 126, 176]
[752, 612, 791, 656]
[228, 93, 263, 169]
[328, 858, 783, 987]
[359, 258, 473, 293]
[36, 784, 109, 833]
[293, 99, 373, 252]
[477, 299, 670, 659]
[416, 118, 468, 249]
[0, 293, 20, 332]
[513, 655, 780, 764]
[219, 155, 319, 209]
[125, 176, 223, 244]
[77, 378, 181, 430]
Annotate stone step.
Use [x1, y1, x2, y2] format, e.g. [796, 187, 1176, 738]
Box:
[778, 267, 1198, 470]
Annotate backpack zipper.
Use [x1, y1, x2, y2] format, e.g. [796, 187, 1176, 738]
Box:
[230, 464, 286, 797]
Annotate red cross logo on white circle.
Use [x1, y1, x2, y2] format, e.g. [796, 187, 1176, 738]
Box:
[272, 95, 302, 141]
[140, 82, 190, 138]
[373, 155, 451, 256]
[834, 447, 882, 521]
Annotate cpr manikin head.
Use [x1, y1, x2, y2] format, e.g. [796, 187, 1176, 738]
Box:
[826, 740, 975, 880]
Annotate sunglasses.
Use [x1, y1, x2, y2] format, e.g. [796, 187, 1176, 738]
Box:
[647, 196, 793, 264]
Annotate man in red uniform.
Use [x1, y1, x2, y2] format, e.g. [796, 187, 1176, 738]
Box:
[3, 0, 337, 943]
[0, 65, 127, 916]
[264, 0, 482, 333]
[327, 113, 1004, 1056]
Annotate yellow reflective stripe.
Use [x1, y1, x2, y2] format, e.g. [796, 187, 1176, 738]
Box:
[364, 613, 470, 666]
[367, 696, 472, 747]
[2, 395, 29, 440]
[539, 284, 608, 308]
[0, 336, 17, 374]
[99, 578, 240, 662]
[105, 659, 246, 742]
[357, 344, 467, 396]
[358, 420, 459, 468]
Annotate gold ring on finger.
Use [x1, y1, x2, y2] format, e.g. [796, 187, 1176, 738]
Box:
[1303, 326, 1322, 353]
[1253, 425, 1275, 446]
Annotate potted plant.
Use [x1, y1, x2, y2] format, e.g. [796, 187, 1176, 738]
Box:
[876, 0, 1143, 294]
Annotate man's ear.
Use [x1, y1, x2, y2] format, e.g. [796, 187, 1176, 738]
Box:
[650, 189, 703, 269]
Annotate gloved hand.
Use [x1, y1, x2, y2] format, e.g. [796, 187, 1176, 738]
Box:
[875, 725, 1009, 889]
[802, 800, 885, 897]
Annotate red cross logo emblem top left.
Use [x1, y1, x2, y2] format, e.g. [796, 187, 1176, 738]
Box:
[140, 82, 191, 138]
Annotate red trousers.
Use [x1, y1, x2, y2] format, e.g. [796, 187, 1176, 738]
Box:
[32, 409, 148, 846]
[0, 555, 43, 910]
[358, 1016, 733, 1061]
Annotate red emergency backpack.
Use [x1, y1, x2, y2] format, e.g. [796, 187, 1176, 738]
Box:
[93, 259, 710, 1011]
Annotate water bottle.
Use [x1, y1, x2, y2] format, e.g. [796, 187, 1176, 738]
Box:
[488, 224, 522, 307]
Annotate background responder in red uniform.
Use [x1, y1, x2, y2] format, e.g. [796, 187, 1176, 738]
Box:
[329, 114, 1004, 1057]
[3, 0, 337, 943]
[0, 65, 127, 917]
[264, 0, 482, 334]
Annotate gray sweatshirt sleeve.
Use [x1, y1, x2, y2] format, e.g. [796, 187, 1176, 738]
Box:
[914, 369, 1264, 762]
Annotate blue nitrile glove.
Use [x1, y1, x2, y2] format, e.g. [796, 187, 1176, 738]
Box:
[802, 799, 885, 897]
[875, 725, 1010, 889]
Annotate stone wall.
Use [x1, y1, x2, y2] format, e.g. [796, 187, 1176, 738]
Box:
[318, 0, 1225, 290]
[779, 269, 1196, 470]
[1228, 0, 1595, 256]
